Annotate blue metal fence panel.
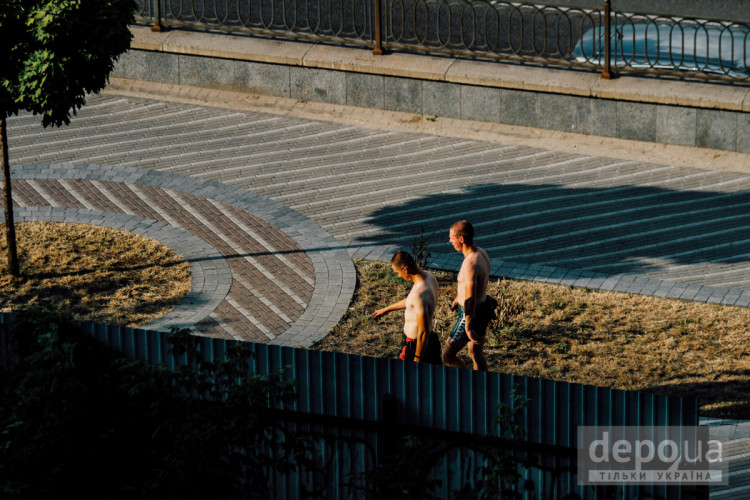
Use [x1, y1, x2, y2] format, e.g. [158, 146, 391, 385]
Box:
[0, 314, 700, 434]
[0, 314, 701, 499]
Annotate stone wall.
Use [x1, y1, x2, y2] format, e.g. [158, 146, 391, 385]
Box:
[112, 26, 750, 153]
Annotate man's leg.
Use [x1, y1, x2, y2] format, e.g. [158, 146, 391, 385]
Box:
[442, 338, 469, 369]
[424, 331, 443, 365]
[467, 301, 491, 371]
[467, 342, 488, 371]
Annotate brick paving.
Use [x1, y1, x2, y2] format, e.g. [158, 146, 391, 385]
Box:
[4, 164, 354, 347]
[5, 90, 750, 350]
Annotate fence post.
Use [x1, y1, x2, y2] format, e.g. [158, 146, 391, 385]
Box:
[601, 0, 612, 79]
[373, 0, 383, 55]
[151, 0, 164, 32]
[381, 393, 397, 456]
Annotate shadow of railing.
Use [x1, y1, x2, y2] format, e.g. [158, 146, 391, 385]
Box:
[359, 182, 750, 281]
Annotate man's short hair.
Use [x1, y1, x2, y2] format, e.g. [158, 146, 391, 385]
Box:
[451, 220, 474, 245]
[391, 250, 419, 274]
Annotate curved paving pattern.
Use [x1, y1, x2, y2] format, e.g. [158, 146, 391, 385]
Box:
[4, 164, 355, 347]
[6, 92, 750, 307]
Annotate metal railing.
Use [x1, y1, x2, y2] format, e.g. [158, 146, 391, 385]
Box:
[135, 0, 375, 48]
[134, 0, 750, 82]
[577, 5, 750, 80]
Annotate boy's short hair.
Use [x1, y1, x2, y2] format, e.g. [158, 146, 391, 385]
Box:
[391, 250, 418, 274]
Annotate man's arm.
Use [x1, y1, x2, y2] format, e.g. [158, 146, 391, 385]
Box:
[462, 264, 480, 344]
[372, 297, 407, 320]
[413, 294, 429, 363]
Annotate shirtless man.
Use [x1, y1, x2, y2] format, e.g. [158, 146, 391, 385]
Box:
[372, 251, 442, 364]
[442, 220, 493, 371]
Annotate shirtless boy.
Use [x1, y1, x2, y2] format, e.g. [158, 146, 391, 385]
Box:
[442, 220, 492, 371]
[372, 251, 442, 364]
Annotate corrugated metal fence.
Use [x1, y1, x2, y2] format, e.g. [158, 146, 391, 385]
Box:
[0, 314, 702, 499]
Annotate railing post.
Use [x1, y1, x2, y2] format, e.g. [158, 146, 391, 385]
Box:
[373, 0, 383, 55]
[381, 393, 396, 456]
[151, 0, 164, 32]
[601, 0, 612, 79]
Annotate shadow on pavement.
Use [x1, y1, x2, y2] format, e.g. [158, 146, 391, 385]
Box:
[363, 182, 750, 277]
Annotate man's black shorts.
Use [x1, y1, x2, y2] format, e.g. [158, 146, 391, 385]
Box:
[400, 331, 442, 364]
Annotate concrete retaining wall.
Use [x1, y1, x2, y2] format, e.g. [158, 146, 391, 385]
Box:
[113, 26, 750, 153]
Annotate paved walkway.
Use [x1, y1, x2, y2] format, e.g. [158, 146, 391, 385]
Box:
[4, 163, 354, 347]
[4, 85, 750, 349]
[5, 83, 750, 495]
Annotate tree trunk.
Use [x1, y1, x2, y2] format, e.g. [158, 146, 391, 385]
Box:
[1, 116, 20, 277]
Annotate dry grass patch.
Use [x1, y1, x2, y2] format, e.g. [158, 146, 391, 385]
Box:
[314, 260, 750, 419]
[0, 222, 191, 327]
[3, 224, 748, 420]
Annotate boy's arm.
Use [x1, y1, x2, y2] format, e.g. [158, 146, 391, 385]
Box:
[462, 264, 480, 344]
[414, 296, 428, 363]
[372, 297, 408, 320]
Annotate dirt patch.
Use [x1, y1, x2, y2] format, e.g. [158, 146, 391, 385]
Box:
[1, 222, 191, 327]
[314, 259, 750, 419]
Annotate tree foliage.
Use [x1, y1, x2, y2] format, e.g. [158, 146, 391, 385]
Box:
[0, 311, 311, 499]
[0, 0, 135, 125]
[350, 390, 531, 500]
[1, 0, 135, 277]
